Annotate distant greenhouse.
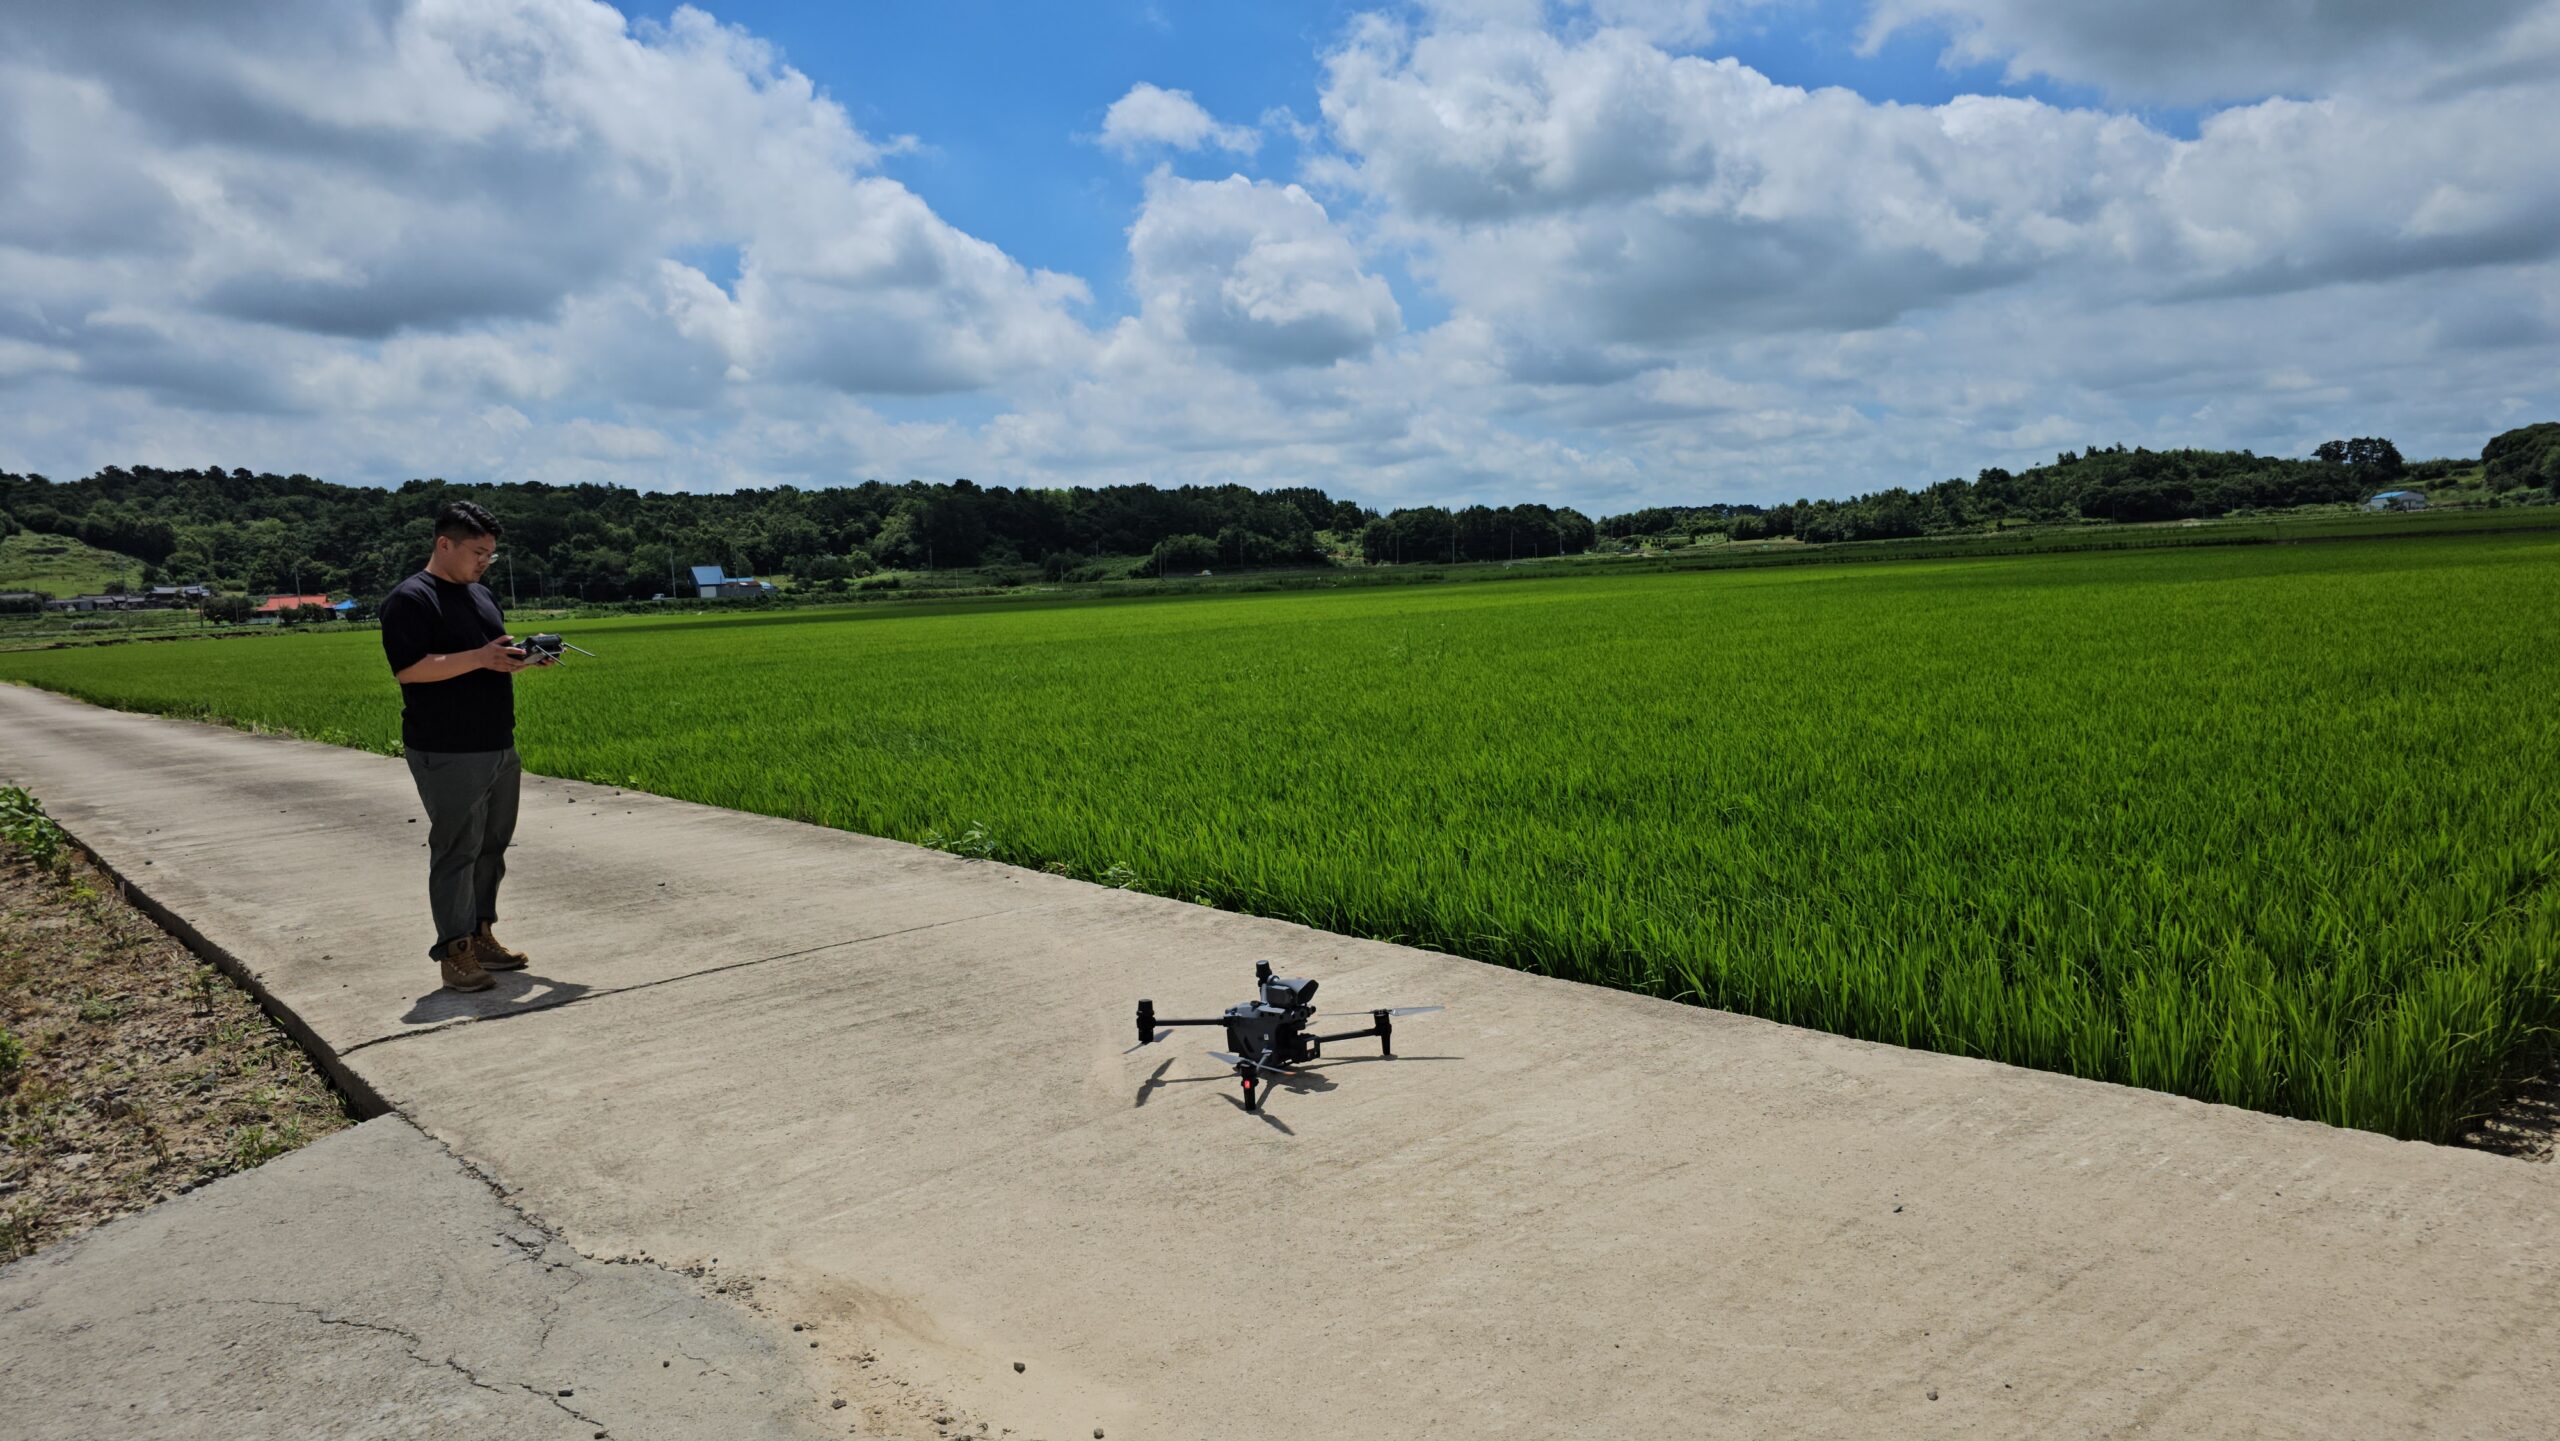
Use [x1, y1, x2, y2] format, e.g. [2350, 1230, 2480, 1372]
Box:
[2365, 490, 2427, 512]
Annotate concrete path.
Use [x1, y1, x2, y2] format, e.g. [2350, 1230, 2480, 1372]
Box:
[3, 681, 2555, 1440]
[0, 1117, 844, 1440]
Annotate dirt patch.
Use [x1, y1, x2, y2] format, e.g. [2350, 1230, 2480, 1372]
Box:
[0, 807, 354, 1259]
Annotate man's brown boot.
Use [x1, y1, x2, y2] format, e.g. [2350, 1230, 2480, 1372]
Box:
[438, 940, 495, 993]
[472, 922, 530, 971]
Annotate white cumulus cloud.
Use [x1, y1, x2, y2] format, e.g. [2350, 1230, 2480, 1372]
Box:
[1859, 0, 2560, 105]
[1125, 174, 1402, 370]
[1099, 82, 1260, 157]
[0, 0, 1089, 424]
[1316, 15, 2560, 352]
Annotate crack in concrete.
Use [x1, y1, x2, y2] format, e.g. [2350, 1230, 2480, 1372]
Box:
[532, 1289, 565, 1359]
[243, 1298, 608, 1432]
[539, 1386, 610, 1434]
[243, 1298, 425, 1350]
[675, 1345, 734, 1380]
[340, 905, 1032, 1056]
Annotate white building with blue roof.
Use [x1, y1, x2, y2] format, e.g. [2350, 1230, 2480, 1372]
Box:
[689, 564, 775, 599]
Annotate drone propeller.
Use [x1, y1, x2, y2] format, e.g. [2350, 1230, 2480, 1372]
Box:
[1322, 1005, 1444, 1019]
[1123, 1028, 1170, 1055]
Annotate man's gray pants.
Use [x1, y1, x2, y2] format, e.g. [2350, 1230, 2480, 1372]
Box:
[404, 747, 521, 959]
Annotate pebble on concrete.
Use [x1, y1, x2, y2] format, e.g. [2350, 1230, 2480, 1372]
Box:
[1014, 1361, 1026, 1373]
[832, 1399, 847, 1410]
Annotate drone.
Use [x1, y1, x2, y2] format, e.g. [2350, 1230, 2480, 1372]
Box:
[1127, 961, 1442, 1114]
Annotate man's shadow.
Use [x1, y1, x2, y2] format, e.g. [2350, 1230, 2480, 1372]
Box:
[400, 971, 593, 1025]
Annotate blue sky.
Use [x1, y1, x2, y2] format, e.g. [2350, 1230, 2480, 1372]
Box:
[2, 0, 2551, 506]
[618, 1, 1359, 309]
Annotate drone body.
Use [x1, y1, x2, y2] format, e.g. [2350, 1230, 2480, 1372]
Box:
[1130, 961, 1441, 1114]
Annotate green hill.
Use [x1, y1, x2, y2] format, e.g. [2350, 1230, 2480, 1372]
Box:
[0, 531, 150, 599]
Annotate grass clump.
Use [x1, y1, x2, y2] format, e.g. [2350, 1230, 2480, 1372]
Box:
[0, 786, 68, 871]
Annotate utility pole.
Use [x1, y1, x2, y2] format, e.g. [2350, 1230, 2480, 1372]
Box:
[505, 553, 516, 607]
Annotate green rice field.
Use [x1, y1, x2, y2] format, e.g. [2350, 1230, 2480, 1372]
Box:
[5, 532, 2556, 1142]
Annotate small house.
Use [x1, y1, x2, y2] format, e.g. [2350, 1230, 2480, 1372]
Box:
[688, 564, 774, 600]
[2365, 490, 2427, 512]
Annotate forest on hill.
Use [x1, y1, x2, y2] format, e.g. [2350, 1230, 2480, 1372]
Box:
[0, 423, 2549, 603]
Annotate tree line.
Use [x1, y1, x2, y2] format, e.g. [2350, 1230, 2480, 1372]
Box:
[0, 471, 1386, 602]
[1602, 427, 2551, 546]
[0, 423, 2546, 602]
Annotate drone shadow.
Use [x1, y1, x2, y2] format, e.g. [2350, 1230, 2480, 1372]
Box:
[1132, 1063, 1247, 1108]
[1255, 1071, 1339, 1109]
[1136, 1055, 1463, 1132]
[1224, 1095, 1297, 1134]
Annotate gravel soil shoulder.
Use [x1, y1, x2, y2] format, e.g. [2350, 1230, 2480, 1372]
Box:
[0, 839, 353, 1259]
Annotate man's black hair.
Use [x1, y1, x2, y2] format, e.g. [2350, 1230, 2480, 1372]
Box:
[434, 501, 501, 543]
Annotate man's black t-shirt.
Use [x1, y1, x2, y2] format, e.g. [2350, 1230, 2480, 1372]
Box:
[379, 571, 514, 753]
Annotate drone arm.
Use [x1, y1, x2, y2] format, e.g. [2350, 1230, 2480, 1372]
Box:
[1313, 1009, 1402, 1057]
[1132, 999, 1225, 1049]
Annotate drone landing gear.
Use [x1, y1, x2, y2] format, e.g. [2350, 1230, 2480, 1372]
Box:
[1215, 1050, 1292, 1112]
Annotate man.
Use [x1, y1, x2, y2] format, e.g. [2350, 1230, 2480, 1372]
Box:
[379, 501, 551, 993]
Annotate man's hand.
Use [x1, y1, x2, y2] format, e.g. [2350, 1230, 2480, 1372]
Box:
[475, 634, 534, 674]
[392, 633, 547, 685]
